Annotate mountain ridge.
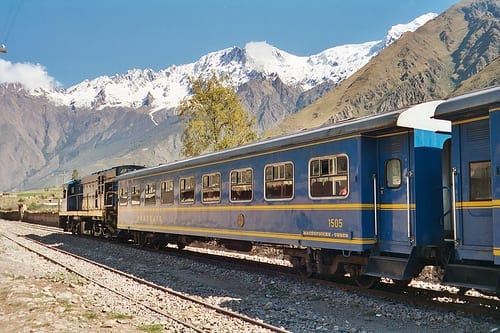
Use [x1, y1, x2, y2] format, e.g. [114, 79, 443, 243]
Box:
[268, 0, 499, 136]
[30, 13, 436, 114]
[1, 2, 497, 191]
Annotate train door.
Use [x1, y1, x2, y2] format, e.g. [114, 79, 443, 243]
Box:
[491, 108, 500, 265]
[376, 132, 412, 254]
[452, 119, 493, 261]
[442, 139, 453, 239]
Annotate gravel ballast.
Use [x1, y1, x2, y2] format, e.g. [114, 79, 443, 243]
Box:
[0, 220, 498, 332]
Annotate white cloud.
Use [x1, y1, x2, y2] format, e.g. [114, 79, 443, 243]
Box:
[0, 59, 60, 90]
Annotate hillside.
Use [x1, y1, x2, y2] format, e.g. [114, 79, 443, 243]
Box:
[452, 57, 500, 95]
[269, 0, 499, 136]
[0, 14, 434, 191]
[1, 0, 498, 191]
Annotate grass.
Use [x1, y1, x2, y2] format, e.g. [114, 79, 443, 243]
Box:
[139, 324, 164, 333]
[107, 312, 133, 320]
[83, 312, 99, 320]
[2, 272, 26, 280]
[43, 271, 87, 286]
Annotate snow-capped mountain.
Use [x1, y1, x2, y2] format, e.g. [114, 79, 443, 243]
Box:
[40, 13, 437, 112]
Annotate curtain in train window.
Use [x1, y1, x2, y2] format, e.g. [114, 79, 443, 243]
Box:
[161, 180, 174, 204]
[309, 154, 349, 198]
[264, 162, 294, 200]
[180, 176, 195, 203]
[145, 183, 156, 206]
[119, 186, 128, 206]
[469, 161, 491, 201]
[131, 185, 141, 205]
[202, 173, 221, 203]
[230, 169, 253, 201]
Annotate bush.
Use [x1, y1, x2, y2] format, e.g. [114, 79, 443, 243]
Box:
[27, 202, 39, 211]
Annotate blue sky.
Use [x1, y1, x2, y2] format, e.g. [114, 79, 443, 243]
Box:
[0, 0, 458, 88]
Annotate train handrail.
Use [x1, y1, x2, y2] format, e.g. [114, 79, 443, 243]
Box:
[372, 174, 378, 237]
[451, 167, 458, 244]
[406, 172, 412, 243]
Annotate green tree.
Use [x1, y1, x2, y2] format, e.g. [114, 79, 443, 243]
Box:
[178, 74, 257, 157]
[71, 169, 80, 180]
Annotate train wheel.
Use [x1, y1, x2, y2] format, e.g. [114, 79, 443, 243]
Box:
[93, 225, 103, 237]
[393, 279, 411, 288]
[290, 256, 313, 278]
[152, 239, 166, 250]
[355, 275, 380, 289]
[72, 222, 81, 235]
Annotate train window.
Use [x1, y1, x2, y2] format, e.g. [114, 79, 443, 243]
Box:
[385, 159, 402, 188]
[131, 185, 141, 205]
[145, 183, 156, 206]
[230, 168, 253, 202]
[309, 155, 349, 198]
[119, 186, 128, 206]
[180, 176, 195, 203]
[469, 161, 491, 201]
[264, 162, 294, 200]
[161, 180, 174, 204]
[202, 173, 221, 203]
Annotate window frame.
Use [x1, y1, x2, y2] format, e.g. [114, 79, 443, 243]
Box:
[469, 160, 491, 201]
[179, 176, 196, 204]
[230, 168, 253, 202]
[119, 185, 128, 206]
[385, 158, 402, 189]
[131, 185, 141, 205]
[308, 154, 349, 199]
[160, 179, 175, 204]
[264, 161, 294, 201]
[202, 172, 221, 204]
[144, 182, 156, 206]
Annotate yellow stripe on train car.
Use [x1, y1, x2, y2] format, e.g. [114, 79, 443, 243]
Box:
[118, 223, 377, 245]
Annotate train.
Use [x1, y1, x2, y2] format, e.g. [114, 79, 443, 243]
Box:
[59, 165, 145, 236]
[59, 85, 500, 295]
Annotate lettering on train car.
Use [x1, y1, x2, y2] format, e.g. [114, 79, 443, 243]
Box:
[332, 232, 351, 239]
[138, 215, 162, 224]
[302, 230, 352, 239]
[328, 217, 343, 228]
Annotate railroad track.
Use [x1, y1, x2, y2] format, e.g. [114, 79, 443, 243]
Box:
[1, 226, 289, 333]
[171, 244, 500, 320]
[11, 220, 500, 322]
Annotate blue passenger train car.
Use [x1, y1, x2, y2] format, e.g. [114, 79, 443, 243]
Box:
[116, 102, 450, 286]
[435, 85, 500, 294]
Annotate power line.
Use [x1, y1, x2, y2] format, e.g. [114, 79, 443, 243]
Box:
[2, 0, 23, 43]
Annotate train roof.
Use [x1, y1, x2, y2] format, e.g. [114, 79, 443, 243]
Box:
[434, 85, 500, 121]
[116, 101, 449, 181]
[89, 164, 145, 176]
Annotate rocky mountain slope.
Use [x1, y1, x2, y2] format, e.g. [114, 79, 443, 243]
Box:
[41, 14, 436, 113]
[269, 0, 499, 135]
[0, 14, 435, 191]
[0, 84, 184, 190]
[1, 0, 498, 191]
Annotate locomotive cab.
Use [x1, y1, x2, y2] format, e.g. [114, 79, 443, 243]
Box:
[58, 165, 144, 236]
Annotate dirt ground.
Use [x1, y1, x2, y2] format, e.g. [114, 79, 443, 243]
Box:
[0, 235, 162, 333]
